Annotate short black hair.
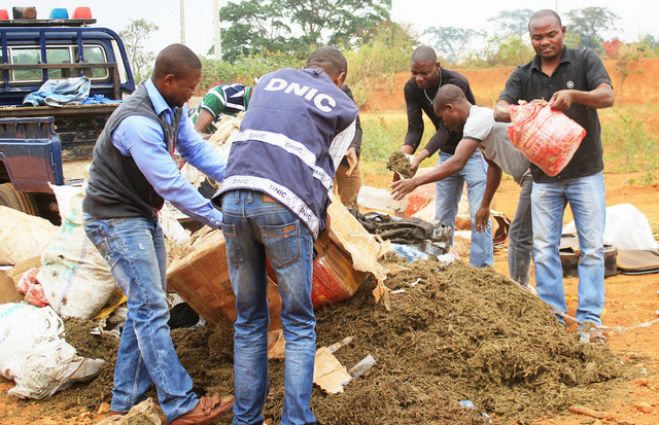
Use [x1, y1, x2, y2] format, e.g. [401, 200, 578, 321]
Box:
[411, 45, 437, 64]
[434, 84, 467, 108]
[528, 9, 563, 31]
[306, 47, 348, 78]
[152, 43, 202, 80]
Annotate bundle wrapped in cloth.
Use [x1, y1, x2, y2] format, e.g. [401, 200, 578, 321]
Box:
[508, 102, 586, 177]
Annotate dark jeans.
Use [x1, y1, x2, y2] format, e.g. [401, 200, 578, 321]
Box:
[508, 174, 533, 286]
[221, 190, 316, 425]
[83, 215, 198, 421]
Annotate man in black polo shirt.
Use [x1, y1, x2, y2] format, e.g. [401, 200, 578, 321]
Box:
[495, 10, 614, 342]
[401, 45, 492, 268]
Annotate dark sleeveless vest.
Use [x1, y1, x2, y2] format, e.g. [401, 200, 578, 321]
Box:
[83, 84, 181, 219]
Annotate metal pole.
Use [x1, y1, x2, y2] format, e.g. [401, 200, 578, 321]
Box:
[213, 0, 222, 58]
[180, 0, 186, 44]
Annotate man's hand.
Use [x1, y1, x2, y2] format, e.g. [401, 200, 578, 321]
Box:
[550, 90, 574, 111]
[345, 147, 358, 176]
[391, 177, 417, 201]
[409, 155, 421, 176]
[475, 206, 490, 232]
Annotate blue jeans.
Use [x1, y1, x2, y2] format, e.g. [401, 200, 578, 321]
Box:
[435, 150, 493, 267]
[221, 190, 316, 425]
[531, 172, 606, 325]
[508, 174, 533, 286]
[83, 215, 198, 422]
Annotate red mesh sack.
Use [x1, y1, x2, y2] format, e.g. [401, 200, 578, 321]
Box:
[15, 267, 49, 307]
[508, 103, 586, 177]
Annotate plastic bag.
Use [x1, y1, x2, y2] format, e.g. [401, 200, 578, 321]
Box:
[37, 185, 116, 319]
[15, 267, 49, 307]
[0, 303, 103, 399]
[508, 103, 586, 177]
[0, 206, 57, 265]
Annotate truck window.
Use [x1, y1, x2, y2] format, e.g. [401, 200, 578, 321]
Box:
[8, 44, 110, 83]
[9, 47, 41, 82]
[47, 47, 72, 79]
[73, 45, 108, 79]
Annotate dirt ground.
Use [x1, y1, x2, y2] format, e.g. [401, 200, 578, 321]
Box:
[0, 172, 656, 424]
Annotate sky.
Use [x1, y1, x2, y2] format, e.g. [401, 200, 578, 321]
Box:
[7, 0, 659, 56]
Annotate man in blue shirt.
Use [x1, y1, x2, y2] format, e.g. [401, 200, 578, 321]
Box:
[83, 44, 233, 424]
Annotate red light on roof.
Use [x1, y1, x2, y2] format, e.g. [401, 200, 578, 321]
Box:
[72, 6, 92, 19]
[0, 9, 9, 21]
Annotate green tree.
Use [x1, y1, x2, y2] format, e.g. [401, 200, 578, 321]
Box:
[425, 26, 482, 62]
[119, 18, 159, 83]
[218, 0, 291, 61]
[493, 35, 534, 65]
[565, 7, 619, 52]
[282, 0, 391, 47]
[219, 0, 391, 61]
[488, 9, 534, 38]
[344, 21, 417, 105]
[463, 34, 534, 68]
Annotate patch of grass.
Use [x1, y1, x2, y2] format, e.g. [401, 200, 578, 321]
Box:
[601, 105, 659, 184]
[358, 105, 659, 188]
[359, 112, 439, 187]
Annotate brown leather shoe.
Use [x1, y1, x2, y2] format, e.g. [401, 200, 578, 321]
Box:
[171, 395, 234, 425]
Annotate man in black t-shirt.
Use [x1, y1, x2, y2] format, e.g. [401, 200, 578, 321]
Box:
[401, 46, 492, 267]
[495, 10, 614, 342]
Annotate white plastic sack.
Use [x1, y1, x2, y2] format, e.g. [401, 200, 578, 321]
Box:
[563, 203, 658, 251]
[0, 303, 84, 399]
[37, 185, 116, 319]
[158, 203, 192, 246]
[0, 206, 57, 265]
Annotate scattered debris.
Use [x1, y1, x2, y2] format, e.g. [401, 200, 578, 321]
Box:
[313, 347, 352, 394]
[94, 398, 162, 425]
[347, 354, 376, 379]
[568, 404, 614, 420]
[327, 336, 354, 353]
[633, 401, 653, 414]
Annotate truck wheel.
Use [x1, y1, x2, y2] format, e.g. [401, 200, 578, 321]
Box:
[0, 183, 39, 216]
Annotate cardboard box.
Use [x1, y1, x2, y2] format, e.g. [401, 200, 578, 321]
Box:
[166, 224, 367, 327]
[0, 256, 40, 304]
[167, 229, 283, 328]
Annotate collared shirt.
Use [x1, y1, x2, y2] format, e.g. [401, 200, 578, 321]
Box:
[403, 67, 476, 155]
[499, 47, 612, 182]
[112, 79, 225, 228]
[462, 105, 530, 184]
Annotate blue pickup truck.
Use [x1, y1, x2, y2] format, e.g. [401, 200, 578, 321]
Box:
[0, 13, 135, 222]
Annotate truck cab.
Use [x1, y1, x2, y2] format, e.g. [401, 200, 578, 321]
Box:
[0, 7, 135, 221]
